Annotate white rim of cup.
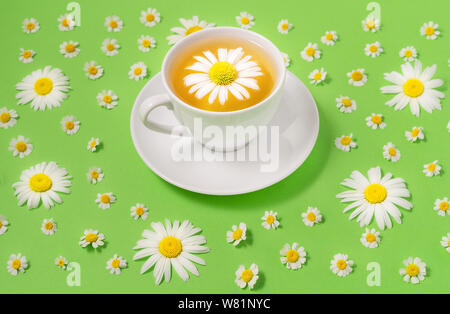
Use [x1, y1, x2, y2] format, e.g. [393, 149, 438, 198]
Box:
[161, 26, 286, 116]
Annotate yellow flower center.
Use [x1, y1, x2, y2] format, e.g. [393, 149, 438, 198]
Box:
[306, 212, 316, 222]
[440, 202, 449, 211]
[65, 43, 75, 53]
[313, 72, 322, 81]
[89, 140, 97, 148]
[388, 148, 397, 156]
[351, 71, 363, 81]
[371, 115, 382, 124]
[29, 173, 52, 192]
[23, 50, 32, 58]
[369, 45, 378, 53]
[111, 259, 121, 268]
[185, 25, 203, 36]
[0, 221, 2, 228]
[34, 78, 53, 96]
[427, 163, 436, 172]
[146, 13, 155, 22]
[136, 207, 144, 216]
[12, 259, 21, 270]
[306, 47, 315, 57]
[0, 112, 10, 123]
[158, 236, 182, 258]
[109, 20, 118, 28]
[26, 22, 35, 30]
[16, 141, 27, 152]
[266, 215, 275, 224]
[336, 260, 347, 270]
[45, 222, 54, 230]
[281, 23, 289, 31]
[342, 98, 352, 107]
[366, 233, 376, 243]
[241, 17, 250, 25]
[61, 18, 69, 27]
[366, 20, 375, 29]
[364, 184, 387, 204]
[65, 121, 74, 130]
[103, 95, 112, 103]
[100, 194, 110, 204]
[406, 264, 420, 276]
[134, 67, 142, 75]
[241, 269, 253, 283]
[88, 66, 98, 75]
[209, 61, 237, 85]
[232, 228, 243, 240]
[90, 170, 99, 179]
[340, 136, 351, 146]
[325, 33, 334, 41]
[404, 50, 413, 57]
[403, 79, 424, 98]
[142, 39, 151, 47]
[425, 26, 434, 36]
[286, 249, 299, 263]
[58, 259, 65, 266]
[411, 128, 420, 137]
[85, 233, 98, 243]
[106, 43, 115, 51]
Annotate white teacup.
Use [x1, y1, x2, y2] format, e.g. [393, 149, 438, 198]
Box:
[139, 26, 286, 152]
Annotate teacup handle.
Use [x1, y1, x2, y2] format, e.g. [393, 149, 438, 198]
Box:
[139, 94, 178, 134]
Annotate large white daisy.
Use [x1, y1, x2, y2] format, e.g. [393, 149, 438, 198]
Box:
[167, 16, 215, 45]
[12, 161, 72, 209]
[336, 166, 412, 230]
[380, 61, 444, 116]
[133, 220, 209, 285]
[16, 66, 70, 111]
[184, 47, 262, 105]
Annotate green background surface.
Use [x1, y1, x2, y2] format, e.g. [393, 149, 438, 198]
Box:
[0, 0, 449, 294]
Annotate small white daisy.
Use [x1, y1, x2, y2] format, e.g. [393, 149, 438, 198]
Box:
[405, 126, 424, 142]
[101, 38, 120, 56]
[235, 264, 259, 289]
[87, 137, 100, 152]
[95, 192, 116, 210]
[281, 52, 290, 67]
[9, 135, 33, 158]
[277, 19, 292, 34]
[330, 253, 353, 277]
[321, 30, 338, 46]
[55, 256, 68, 269]
[58, 14, 75, 31]
[79, 229, 105, 248]
[22, 18, 40, 34]
[137, 35, 156, 52]
[366, 113, 386, 129]
[106, 254, 127, 275]
[84, 61, 103, 80]
[129, 62, 147, 81]
[7, 253, 28, 276]
[420, 21, 439, 40]
[301, 207, 322, 227]
[167, 16, 215, 45]
[105, 16, 123, 32]
[347, 69, 367, 86]
[96, 90, 118, 109]
[423, 160, 441, 177]
[280, 243, 307, 270]
[383, 142, 401, 162]
[59, 41, 80, 58]
[360, 228, 381, 248]
[434, 197, 449, 216]
[0, 107, 18, 129]
[399, 257, 426, 284]
[41, 218, 57, 235]
[130, 203, 149, 220]
[301, 43, 321, 62]
[61, 115, 80, 135]
[440, 233, 450, 253]
[19, 48, 35, 63]
[87, 167, 104, 184]
[0, 215, 9, 235]
[236, 12, 254, 29]
[226, 222, 247, 246]
[308, 68, 326, 85]
[364, 42, 383, 58]
[140, 8, 161, 27]
[336, 96, 357, 113]
[335, 134, 357, 152]
[399, 46, 417, 62]
[362, 17, 380, 32]
[261, 210, 279, 230]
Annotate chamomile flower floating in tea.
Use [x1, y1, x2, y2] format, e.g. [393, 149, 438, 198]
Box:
[281, 52, 290, 67]
[261, 211, 279, 230]
[321, 31, 338, 46]
[423, 160, 441, 177]
[383, 142, 401, 162]
[226, 222, 247, 246]
[301, 43, 321, 62]
[405, 126, 424, 142]
[366, 113, 386, 129]
[130, 203, 148, 220]
[0, 107, 18, 129]
[301, 207, 322, 227]
[0, 215, 9, 235]
[19, 48, 35, 63]
[399, 257, 426, 284]
[87, 137, 100, 152]
[79, 229, 105, 248]
[9, 135, 33, 158]
[441, 233, 450, 253]
[95, 192, 116, 210]
[22, 18, 39, 34]
[167, 16, 215, 45]
[420, 21, 439, 40]
[140, 8, 160, 27]
[58, 13, 75, 31]
[84, 61, 103, 80]
[59, 41, 80, 58]
[434, 197, 449, 216]
[380, 61, 444, 117]
[87, 167, 104, 184]
[336, 166, 412, 230]
[101, 38, 120, 56]
[277, 19, 292, 34]
[16, 66, 70, 111]
[235, 264, 259, 289]
[61, 115, 80, 135]
[183, 48, 263, 105]
[97, 90, 118, 109]
[12, 161, 72, 210]
[41, 218, 57, 236]
[364, 42, 383, 58]
[55, 256, 68, 269]
[336, 96, 357, 113]
[133, 220, 209, 284]
[128, 62, 147, 81]
[280, 243, 307, 270]
[236, 12, 254, 30]
[106, 254, 127, 275]
[361, 17, 380, 32]
[105, 16, 123, 32]
[137, 35, 156, 52]
[347, 69, 367, 86]
[399, 46, 417, 62]
[360, 228, 381, 248]
[308, 68, 326, 85]
[330, 254, 353, 277]
[335, 134, 356, 152]
[7, 254, 28, 276]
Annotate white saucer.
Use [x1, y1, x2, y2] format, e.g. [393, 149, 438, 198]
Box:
[130, 71, 319, 195]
